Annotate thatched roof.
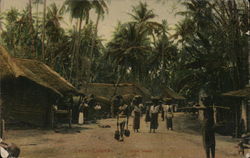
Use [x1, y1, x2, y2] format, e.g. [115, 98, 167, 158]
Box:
[160, 88, 186, 100]
[0, 46, 16, 80]
[222, 86, 250, 98]
[0, 46, 78, 97]
[81, 83, 151, 100]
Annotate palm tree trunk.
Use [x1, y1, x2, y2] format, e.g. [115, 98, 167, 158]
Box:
[69, 20, 79, 84]
[29, 0, 35, 58]
[161, 36, 166, 84]
[89, 12, 100, 81]
[0, 0, 2, 32]
[42, 0, 46, 61]
[76, 16, 83, 86]
[85, 11, 89, 25]
[35, 2, 39, 58]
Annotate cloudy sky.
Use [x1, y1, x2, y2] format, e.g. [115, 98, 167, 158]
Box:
[0, 0, 184, 41]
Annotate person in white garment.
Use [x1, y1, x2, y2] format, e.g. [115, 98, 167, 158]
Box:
[149, 97, 161, 133]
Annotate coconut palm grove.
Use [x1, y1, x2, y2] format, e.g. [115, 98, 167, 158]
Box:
[0, 0, 249, 158]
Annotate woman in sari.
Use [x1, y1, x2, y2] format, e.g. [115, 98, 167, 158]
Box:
[149, 97, 160, 133]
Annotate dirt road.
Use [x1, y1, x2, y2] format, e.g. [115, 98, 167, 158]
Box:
[6, 113, 240, 158]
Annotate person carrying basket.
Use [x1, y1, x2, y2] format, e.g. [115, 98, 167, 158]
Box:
[114, 96, 130, 142]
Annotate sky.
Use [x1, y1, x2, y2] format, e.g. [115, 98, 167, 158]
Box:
[0, 0, 184, 41]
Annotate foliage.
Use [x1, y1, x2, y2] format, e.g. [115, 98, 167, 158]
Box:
[0, 0, 248, 101]
[173, 0, 249, 98]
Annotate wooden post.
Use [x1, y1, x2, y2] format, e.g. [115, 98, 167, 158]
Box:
[69, 109, 72, 128]
[1, 120, 4, 139]
[50, 106, 54, 129]
[0, 97, 3, 139]
[235, 105, 240, 138]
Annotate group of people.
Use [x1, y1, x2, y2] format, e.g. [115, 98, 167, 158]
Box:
[114, 95, 175, 141]
[78, 95, 102, 124]
[146, 97, 175, 133]
[115, 94, 217, 158]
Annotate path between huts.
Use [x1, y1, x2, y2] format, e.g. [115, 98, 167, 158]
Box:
[6, 113, 241, 158]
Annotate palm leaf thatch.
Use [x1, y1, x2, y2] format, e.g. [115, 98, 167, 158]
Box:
[222, 86, 250, 98]
[160, 87, 186, 100]
[0, 46, 17, 81]
[0, 46, 78, 97]
[81, 83, 151, 101]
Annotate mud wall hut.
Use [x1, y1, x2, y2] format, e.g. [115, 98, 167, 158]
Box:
[0, 46, 78, 127]
[223, 86, 250, 134]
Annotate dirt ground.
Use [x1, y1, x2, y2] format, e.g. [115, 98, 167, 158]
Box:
[5, 113, 241, 158]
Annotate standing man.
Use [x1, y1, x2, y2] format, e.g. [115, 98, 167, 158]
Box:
[111, 95, 123, 118]
[78, 100, 84, 124]
[149, 97, 160, 133]
[117, 97, 130, 142]
[201, 96, 216, 158]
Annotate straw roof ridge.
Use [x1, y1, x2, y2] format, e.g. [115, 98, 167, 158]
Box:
[0, 46, 17, 80]
[162, 87, 186, 100]
[0, 46, 78, 97]
[82, 82, 151, 99]
[222, 87, 250, 98]
[13, 58, 78, 97]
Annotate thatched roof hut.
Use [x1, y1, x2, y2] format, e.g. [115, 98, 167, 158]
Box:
[13, 58, 78, 97]
[0, 46, 78, 97]
[0, 46, 16, 81]
[81, 83, 151, 102]
[158, 87, 186, 100]
[222, 86, 250, 98]
[0, 46, 78, 126]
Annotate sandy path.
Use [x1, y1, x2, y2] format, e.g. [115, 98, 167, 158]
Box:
[5, 113, 240, 158]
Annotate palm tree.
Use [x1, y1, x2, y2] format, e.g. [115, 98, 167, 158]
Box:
[32, 0, 43, 59]
[146, 19, 179, 92]
[65, 0, 93, 85]
[32, 0, 43, 29]
[28, 0, 36, 57]
[128, 2, 162, 46]
[0, 0, 2, 31]
[65, 0, 109, 85]
[42, 0, 46, 61]
[90, 0, 108, 70]
[45, 3, 65, 41]
[106, 22, 151, 83]
[45, 3, 65, 64]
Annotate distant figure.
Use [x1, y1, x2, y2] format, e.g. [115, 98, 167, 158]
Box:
[132, 96, 143, 133]
[78, 101, 84, 124]
[94, 102, 102, 120]
[162, 98, 174, 130]
[149, 97, 160, 133]
[111, 95, 123, 118]
[145, 102, 151, 123]
[158, 100, 164, 121]
[83, 98, 89, 123]
[117, 102, 130, 141]
[202, 106, 216, 158]
[166, 106, 174, 130]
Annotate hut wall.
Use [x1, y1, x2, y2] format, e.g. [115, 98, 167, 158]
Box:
[243, 99, 250, 132]
[198, 91, 205, 121]
[1, 77, 55, 127]
[241, 101, 248, 132]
